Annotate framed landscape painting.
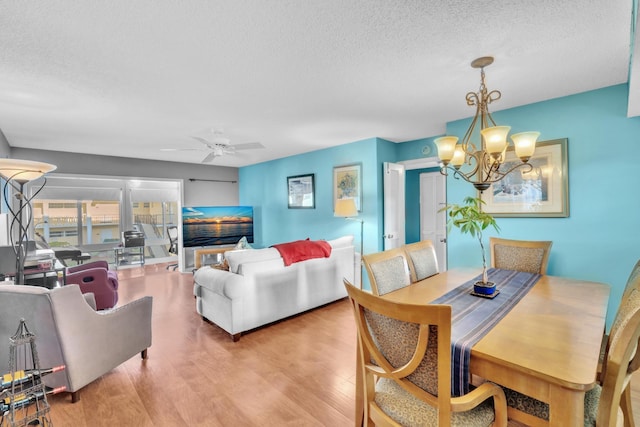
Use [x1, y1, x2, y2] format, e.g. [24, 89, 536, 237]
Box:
[480, 138, 569, 217]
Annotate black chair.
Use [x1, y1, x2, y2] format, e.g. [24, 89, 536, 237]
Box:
[166, 226, 179, 271]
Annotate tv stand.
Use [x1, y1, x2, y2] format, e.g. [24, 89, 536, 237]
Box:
[194, 247, 233, 269]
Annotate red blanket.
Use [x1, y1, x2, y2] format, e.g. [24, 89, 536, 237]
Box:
[271, 239, 332, 266]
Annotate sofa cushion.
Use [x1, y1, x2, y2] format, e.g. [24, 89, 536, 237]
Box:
[225, 248, 282, 274]
[327, 235, 354, 249]
[271, 239, 331, 266]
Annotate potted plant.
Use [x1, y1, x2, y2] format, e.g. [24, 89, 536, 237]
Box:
[440, 196, 500, 294]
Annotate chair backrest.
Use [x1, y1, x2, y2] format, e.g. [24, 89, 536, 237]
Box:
[0, 284, 152, 401]
[597, 285, 640, 426]
[489, 237, 552, 274]
[621, 259, 640, 302]
[0, 285, 70, 390]
[362, 247, 410, 295]
[344, 279, 454, 421]
[403, 240, 439, 283]
[600, 259, 640, 388]
[344, 279, 507, 426]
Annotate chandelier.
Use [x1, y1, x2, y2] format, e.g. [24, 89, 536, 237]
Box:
[434, 56, 539, 192]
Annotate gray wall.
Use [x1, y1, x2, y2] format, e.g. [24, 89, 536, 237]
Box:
[11, 148, 239, 206]
[0, 131, 11, 158]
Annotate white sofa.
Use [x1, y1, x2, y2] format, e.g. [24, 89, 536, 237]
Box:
[193, 235, 355, 341]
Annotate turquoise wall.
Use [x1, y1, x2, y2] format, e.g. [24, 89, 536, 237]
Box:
[241, 84, 640, 327]
[239, 137, 380, 255]
[439, 84, 640, 327]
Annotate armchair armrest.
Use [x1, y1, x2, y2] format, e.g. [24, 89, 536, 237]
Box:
[451, 381, 508, 425]
[83, 292, 97, 310]
[49, 285, 152, 393]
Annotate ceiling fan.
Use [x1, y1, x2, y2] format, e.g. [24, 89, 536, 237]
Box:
[162, 129, 265, 163]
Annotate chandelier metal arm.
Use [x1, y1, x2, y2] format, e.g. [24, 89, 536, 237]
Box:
[440, 161, 533, 191]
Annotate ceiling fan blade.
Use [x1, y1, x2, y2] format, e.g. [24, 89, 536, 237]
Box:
[191, 136, 214, 148]
[160, 148, 202, 152]
[232, 142, 265, 151]
[201, 152, 218, 163]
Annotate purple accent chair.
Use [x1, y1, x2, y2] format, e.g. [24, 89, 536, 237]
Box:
[66, 261, 119, 310]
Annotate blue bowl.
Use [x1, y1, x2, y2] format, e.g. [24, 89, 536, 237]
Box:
[473, 282, 496, 295]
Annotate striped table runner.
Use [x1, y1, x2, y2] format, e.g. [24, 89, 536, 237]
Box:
[431, 268, 541, 396]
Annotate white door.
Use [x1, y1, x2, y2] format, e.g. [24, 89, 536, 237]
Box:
[420, 172, 447, 270]
[383, 162, 405, 249]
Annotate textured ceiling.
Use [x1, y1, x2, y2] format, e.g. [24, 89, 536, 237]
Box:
[0, 1, 635, 167]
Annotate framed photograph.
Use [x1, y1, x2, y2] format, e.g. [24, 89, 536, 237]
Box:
[333, 163, 362, 212]
[287, 174, 315, 209]
[480, 138, 569, 217]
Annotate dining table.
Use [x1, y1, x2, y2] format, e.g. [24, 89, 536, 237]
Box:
[353, 268, 610, 427]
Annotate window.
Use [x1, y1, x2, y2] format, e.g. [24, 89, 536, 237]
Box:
[33, 199, 121, 246]
[129, 181, 180, 258]
[28, 176, 181, 263]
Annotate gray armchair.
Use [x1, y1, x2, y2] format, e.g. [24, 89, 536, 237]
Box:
[0, 284, 152, 403]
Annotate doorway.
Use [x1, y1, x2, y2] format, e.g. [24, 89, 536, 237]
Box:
[384, 157, 447, 268]
[419, 172, 447, 270]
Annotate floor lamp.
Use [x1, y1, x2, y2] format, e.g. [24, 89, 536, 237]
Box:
[0, 159, 57, 285]
[334, 198, 363, 287]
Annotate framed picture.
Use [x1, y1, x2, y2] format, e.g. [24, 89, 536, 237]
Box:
[480, 138, 569, 217]
[287, 174, 315, 209]
[333, 163, 362, 212]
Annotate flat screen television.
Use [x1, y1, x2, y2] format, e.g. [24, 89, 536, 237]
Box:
[182, 206, 254, 247]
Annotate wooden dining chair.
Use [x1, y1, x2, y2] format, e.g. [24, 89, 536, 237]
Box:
[489, 237, 553, 274]
[362, 248, 411, 296]
[597, 258, 640, 427]
[403, 240, 439, 283]
[502, 280, 640, 427]
[621, 259, 640, 302]
[344, 279, 508, 427]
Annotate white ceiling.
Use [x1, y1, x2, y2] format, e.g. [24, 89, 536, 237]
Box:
[0, 1, 636, 167]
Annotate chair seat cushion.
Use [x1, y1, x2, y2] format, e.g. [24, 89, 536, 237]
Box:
[375, 378, 495, 427]
[503, 384, 600, 425]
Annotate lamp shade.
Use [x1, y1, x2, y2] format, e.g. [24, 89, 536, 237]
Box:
[434, 136, 458, 164]
[451, 145, 466, 168]
[0, 159, 57, 183]
[334, 198, 358, 217]
[511, 131, 540, 161]
[481, 126, 510, 155]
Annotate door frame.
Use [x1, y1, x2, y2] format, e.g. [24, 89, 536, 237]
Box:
[398, 157, 447, 267]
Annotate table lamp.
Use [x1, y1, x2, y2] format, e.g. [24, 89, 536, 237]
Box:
[0, 159, 57, 285]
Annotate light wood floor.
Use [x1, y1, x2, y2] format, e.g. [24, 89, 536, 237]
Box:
[46, 263, 640, 426]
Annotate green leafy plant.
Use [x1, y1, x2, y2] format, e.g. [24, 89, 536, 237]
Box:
[440, 196, 500, 284]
